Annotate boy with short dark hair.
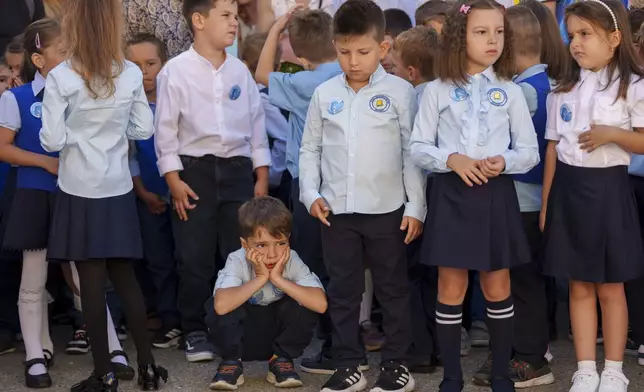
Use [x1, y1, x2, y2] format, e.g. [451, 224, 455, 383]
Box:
[155, 0, 271, 363]
[206, 196, 326, 390]
[391, 26, 439, 101]
[381, 8, 412, 73]
[299, 1, 426, 391]
[414, 0, 450, 33]
[254, 8, 343, 374]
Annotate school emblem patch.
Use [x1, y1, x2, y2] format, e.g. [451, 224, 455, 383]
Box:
[560, 104, 572, 122]
[487, 88, 508, 106]
[328, 98, 344, 115]
[369, 95, 391, 112]
[229, 85, 241, 100]
[30, 102, 42, 119]
[450, 86, 468, 102]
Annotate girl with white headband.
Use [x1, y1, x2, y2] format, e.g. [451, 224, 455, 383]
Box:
[541, 1, 644, 391]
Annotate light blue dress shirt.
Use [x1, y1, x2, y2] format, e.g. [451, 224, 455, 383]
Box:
[268, 62, 343, 179]
[299, 65, 426, 221]
[40, 60, 154, 198]
[410, 67, 539, 175]
[214, 248, 323, 306]
[415, 82, 428, 105]
[259, 86, 288, 188]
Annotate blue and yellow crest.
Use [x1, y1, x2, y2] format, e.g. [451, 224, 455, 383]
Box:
[369, 95, 391, 113]
[487, 88, 508, 106]
[30, 102, 42, 119]
[328, 98, 344, 115]
[450, 86, 468, 102]
[560, 104, 572, 122]
[229, 85, 241, 100]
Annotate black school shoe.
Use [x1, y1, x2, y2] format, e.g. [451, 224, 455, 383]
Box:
[110, 351, 135, 381]
[438, 378, 464, 392]
[71, 372, 118, 392]
[209, 359, 244, 391]
[509, 359, 555, 388]
[267, 357, 303, 388]
[370, 362, 415, 392]
[137, 364, 169, 391]
[320, 367, 367, 392]
[24, 358, 52, 389]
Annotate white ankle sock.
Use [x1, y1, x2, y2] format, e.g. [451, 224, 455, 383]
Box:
[107, 305, 127, 366]
[19, 250, 48, 376]
[604, 360, 623, 372]
[578, 360, 597, 371]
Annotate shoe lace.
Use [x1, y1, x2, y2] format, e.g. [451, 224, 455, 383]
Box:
[219, 365, 239, 375]
[509, 359, 530, 380]
[275, 361, 294, 373]
[74, 330, 87, 340]
[601, 369, 629, 389]
[571, 369, 597, 386]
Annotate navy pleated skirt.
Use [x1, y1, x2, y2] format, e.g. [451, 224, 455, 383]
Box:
[47, 190, 143, 262]
[542, 161, 644, 283]
[0, 168, 22, 261]
[421, 172, 530, 271]
[2, 188, 56, 251]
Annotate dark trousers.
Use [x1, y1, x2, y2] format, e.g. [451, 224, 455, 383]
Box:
[206, 296, 318, 361]
[511, 211, 549, 366]
[173, 155, 254, 333]
[627, 176, 644, 344]
[290, 179, 331, 350]
[406, 177, 438, 359]
[0, 254, 21, 334]
[136, 199, 179, 329]
[322, 207, 411, 366]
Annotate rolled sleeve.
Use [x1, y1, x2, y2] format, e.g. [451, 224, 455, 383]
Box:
[0, 91, 21, 131]
[287, 251, 323, 289]
[154, 68, 184, 175]
[213, 254, 246, 294]
[629, 79, 644, 128]
[545, 94, 561, 141]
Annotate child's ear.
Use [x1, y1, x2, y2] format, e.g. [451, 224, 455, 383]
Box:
[609, 30, 622, 52]
[31, 53, 44, 70]
[408, 66, 417, 82]
[240, 237, 249, 250]
[379, 40, 391, 60]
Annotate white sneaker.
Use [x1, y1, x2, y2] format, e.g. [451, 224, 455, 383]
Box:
[569, 369, 600, 392]
[598, 369, 628, 392]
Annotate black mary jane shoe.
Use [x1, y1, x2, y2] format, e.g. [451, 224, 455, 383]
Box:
[70, 372, 118, 392]
[43, 349, 54, 368]
[137, 364, 168, 391]
[25, 358, 52, 389]
[110, 351, 135, 381]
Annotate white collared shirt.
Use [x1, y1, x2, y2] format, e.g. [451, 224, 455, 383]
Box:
[545, 68, 644, 167]
[299, 65, 426, 221]
[0, 72, 46, 131]
[40, 60, 154, 198]
[154, 47, 271, 175]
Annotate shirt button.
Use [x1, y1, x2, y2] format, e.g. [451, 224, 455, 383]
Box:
[348, 192, 353, 196]
[349, 173, 354, 177]
[349, 153, 355, 158]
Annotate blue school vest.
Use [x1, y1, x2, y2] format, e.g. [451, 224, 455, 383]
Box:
[512, 71, 550, 185]
[134, 103, 168, 197]
[12, 83, 58, 192]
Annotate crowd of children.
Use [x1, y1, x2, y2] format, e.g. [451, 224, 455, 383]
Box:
[2, 0, 644, 392]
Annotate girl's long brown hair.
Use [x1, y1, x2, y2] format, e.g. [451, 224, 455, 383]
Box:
[21, 19, 61, 83]
[520, 0, 569, 82]
[556, 0, 644, 99]
[62, 0, 125, 99]
[437, 0, 515, 86]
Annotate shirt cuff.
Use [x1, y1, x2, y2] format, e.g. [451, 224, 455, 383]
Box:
[252, 147, 272, 169]
[500, 151, 514, 174]
[544, 128, 561, 141]
[302, 190, 323, 213]
[435, 149, 454, 172]
[403, 202, 426, 223]
[157, 154, 184, 175]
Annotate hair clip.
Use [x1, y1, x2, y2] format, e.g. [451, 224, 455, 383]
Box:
[586, 0, 619, 32]
[35, 32, 41, 49]
[460, 4, 471, 14]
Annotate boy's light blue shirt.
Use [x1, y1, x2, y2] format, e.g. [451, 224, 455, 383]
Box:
[268, 62, 343, 179]
[214, 248, 323, 306]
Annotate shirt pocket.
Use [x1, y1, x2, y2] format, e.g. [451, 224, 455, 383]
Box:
[593, 96, 628, 128]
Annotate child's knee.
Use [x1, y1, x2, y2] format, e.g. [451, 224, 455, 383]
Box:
[596, 283, 625, 304]
[438, 271, 468, 303]
[569, 281, 596, 301]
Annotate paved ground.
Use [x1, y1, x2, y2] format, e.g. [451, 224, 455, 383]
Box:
[1, 327, 644, 392]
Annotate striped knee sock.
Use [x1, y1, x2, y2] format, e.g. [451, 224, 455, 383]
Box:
[436, 302, 463, 380]
[486, 296, 514, 378]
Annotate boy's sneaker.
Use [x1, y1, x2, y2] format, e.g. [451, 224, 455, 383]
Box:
[66, 329, 90, 355]
[267, 357, 303, 388]
[438, 378, 464, 392]
[638, 345, 644, 366]
[369, 362, 414, 392]
[152, 327, 182, 349]
[210, 360, 244, 391]
[301, 353, 369, 375]
[598, 369, 628, 392]
[321, 367, 367, 392]
[570, 369, 600, 392]
[460, 327, 470, 357]
[470, 321, 489, 347]
[185, 331, 215, 362]
[509, 359, 555, 388]
[472, 353, 492, 386]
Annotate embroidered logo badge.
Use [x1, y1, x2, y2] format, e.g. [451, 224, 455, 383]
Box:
[487, 88, 508, 106]
[328, 98, 344, 115]
[450, 86, 468, 102]
[560, 104, 572, 122]
[369, 95, 391, 113]
[229, 85, 241, 100]
[30, 102, 42, 119]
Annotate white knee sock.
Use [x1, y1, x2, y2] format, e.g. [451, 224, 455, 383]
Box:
[359, 269, 374, 326]
[19, 250, 48, 376]
[40, 294, 53, 355]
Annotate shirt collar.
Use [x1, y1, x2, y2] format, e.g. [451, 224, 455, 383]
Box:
[32, 72, 45, 96]
[580, 66, 616, 88]
[342, 64, 388, 89]
[514, 64, 548, 84]
[188, 45, 230, 71]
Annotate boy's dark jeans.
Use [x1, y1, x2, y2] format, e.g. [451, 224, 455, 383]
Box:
[136, 199, 180, 329]
[205, 296, 318, 361]
[173, 155, 254, 334]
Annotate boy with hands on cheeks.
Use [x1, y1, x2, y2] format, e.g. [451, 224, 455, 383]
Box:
[208, 197, 325, 390]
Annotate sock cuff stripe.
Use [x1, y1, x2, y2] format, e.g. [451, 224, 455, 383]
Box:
[436, 310, 463, 319]
[486, 305, 514, 314]
[436, 317, 463, 325]
[487, 311, 514, 319]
